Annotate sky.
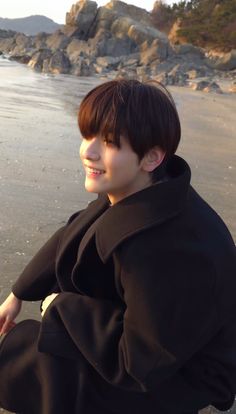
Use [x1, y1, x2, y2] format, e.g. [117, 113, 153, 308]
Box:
[0, 0, 175, 24]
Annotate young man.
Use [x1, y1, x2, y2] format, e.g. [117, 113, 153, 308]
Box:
[0, 80, 236, 414]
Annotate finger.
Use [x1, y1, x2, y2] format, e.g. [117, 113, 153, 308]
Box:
[0, 319, 6, 331]
[41, 301, 46, 313]
[41, 308, 46, 317]
[1, 324, 15, 335]
[1, 318, 14, 335]
[0, 318, 7, 335]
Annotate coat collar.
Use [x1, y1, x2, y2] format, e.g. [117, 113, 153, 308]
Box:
[94, 155, 191, 262]
[58, 155, 191, 269]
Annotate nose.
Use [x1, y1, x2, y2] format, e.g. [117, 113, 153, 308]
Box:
[80, 137, 100, 161]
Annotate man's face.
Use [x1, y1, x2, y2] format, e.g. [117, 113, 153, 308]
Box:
[79, 135, 151, 205]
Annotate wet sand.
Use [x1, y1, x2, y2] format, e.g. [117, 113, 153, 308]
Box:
[0, 58, 235, 413]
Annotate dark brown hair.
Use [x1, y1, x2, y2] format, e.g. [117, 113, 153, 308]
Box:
[78, 79, 181, 161]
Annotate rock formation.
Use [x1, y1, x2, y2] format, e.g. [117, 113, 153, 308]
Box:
[0, 0, 235, 93]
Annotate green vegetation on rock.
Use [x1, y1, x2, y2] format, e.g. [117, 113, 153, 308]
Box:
[151, 0, 236, 51]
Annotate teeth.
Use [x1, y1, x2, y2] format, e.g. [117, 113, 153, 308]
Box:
[87, 167, 104, 174]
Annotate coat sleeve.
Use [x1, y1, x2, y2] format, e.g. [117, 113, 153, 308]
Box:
[37, 241, 234, 410]
[12, 212, 81, 301]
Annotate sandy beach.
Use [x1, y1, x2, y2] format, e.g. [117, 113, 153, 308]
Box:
[0, 57, 235, 413]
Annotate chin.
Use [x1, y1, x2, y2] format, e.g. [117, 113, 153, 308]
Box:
[85, 186, 97, 193]
[85, 183, 100, 194]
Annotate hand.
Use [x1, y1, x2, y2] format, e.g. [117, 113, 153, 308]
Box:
[0, 292, 22, 336]
[41, 293, 59, 317]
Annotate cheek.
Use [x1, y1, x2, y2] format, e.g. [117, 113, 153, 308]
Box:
[108, 154, 138, 178]
[105, 154, 125, 174]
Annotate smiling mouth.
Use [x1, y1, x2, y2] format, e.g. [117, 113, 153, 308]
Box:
[85, 166, 105, 175]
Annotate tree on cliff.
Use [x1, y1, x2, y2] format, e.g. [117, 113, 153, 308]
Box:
[151, 0, 236, 50]
[151, 1, 175, 33]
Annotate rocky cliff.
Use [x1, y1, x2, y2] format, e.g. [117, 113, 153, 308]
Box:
[0, 0, 235, 92]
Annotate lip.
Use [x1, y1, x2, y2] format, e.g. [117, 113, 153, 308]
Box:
[84, 165, 106, 175]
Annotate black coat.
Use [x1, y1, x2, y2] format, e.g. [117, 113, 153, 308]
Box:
[1, 155, 236, 414]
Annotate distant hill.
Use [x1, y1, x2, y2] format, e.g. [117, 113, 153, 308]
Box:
[0, 15, 62, 36]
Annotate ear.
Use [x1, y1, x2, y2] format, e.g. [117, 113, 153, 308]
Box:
[141, 147, 166, 172]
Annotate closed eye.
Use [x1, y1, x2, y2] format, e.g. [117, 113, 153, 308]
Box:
[103, 138, 117, 147]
